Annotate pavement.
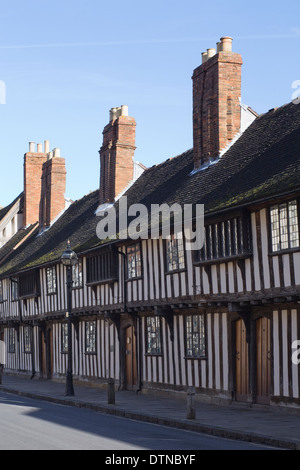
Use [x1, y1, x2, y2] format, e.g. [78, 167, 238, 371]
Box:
[0, 374, 300, 450]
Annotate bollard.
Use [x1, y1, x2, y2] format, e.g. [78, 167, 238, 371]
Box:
[107, 378, 115, 404]
[187, 386, 196, 419]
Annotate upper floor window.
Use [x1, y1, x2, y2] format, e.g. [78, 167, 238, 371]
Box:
[185, 314, 206, 358]
[86, 251, 118, 284]
[146, 317, 162, 355]
[127, 243, 142, 279]
[72, 259, 83, 288]
[166, 233, 185, 272]
[11, 277, 18, 301]
[0, 280, 3, 302]
[194, 213, 251, 263]
[270, 200, 299, 252]
[46, 266, 57, 294]
[19, 270, 40, 298]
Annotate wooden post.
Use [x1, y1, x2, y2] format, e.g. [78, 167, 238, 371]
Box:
[107, 378, 115, 404]
[187, 386, 196, 419]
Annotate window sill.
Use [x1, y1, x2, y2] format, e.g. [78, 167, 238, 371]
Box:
[86, 278, 118, 286]
[144, 353, 163, 357]
[126, 276, 143, 282]
[184, 356, 207, 360]
[268, 247, 300, 256]
[193, 253, 252, 266]
[165, 268, 187, 275]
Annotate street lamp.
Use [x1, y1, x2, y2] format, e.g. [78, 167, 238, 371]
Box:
[61, 240, 78, 396]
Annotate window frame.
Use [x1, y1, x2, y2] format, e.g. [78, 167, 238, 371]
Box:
[165, 232, 186, 273]
[126, 242, 142, 280]
[269, 199, 300, 253]
[61, 323, 68, 354]
[85, 320, 97, 354]
[72, 258, 83, 288]
[86, 250, 118, 285]
[0, 280, 3, 303]
[145, 316, 162, 356]
[46, 266, 57, 295]
[11, 277, 19, 301]
[8, 328, 15, 353]
[193, 211, 252, 265]
[23, 326, 32, 354]
[184, 314, 206, 359]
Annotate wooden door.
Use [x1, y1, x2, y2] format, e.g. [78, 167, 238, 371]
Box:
[125, 326, 137, 390]
[40, 327, 53, 379]
[235, 319, 249, 401]
[256, 317, 271, 404]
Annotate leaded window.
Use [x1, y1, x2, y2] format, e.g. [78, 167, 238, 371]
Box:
[146, 317, 162, 355]
[23, 326, 32, 353]
[11, 278, 18, 301]
[127, 243, 142, 279]
[270, 200, 299, 252]
[166, 233, 185, 272]
[72, 259, 83, 288]
[185, 315, 206, 358]
[46, 266, 57, 294]
[85, 321, 96, 353]
[8, 328, 15, 353]
[61, 323, 68, 353]
[0, 280, 3, 302]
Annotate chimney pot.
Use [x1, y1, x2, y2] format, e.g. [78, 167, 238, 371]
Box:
[44, 140, 50, 153]
[53, 148, 61, 158]
[37, 143, 43, 153]
[201, 52, 208, 63]
[220, 36, 233, 52]
[207, 48, 216, 59]
[29, 142, 35, 152]
[121, 105, 128, 116]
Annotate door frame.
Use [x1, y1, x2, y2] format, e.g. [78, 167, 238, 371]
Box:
[230, 310, 272, 404]
[119, 316, 140, 391]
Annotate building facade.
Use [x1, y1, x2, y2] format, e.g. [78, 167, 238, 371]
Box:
[0, 36, 299, 409]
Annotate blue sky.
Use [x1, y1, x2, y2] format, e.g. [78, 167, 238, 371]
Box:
[0, 0, 300, 207]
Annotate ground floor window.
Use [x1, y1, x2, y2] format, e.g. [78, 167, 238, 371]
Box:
[23, 326, 32, 353]
[185, 314, 206, 358]
[8, 328, 15, 353]
[146, 317, 162, 355]
[61, 323, 68, 353]
[85, 321, 96, 353]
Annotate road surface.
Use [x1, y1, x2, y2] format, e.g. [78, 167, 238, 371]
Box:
[0, 391, 277, 451]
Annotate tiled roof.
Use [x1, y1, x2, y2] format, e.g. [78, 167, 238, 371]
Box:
[0, 100, 300, 277]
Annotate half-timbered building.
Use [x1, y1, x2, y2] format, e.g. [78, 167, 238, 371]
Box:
[0, 36, 300, 409]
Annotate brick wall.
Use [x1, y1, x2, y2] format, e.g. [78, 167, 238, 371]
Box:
[192, 38, 242, 169]
[23, 143, 66, 228]
[99, 108, 136, 204]
[23, 151, 48, 226]
[39, 155, 66, 228]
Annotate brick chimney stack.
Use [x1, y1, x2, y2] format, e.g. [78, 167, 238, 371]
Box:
[99, 105, 136, 205]
[23, 141, 66, 229]
[23, 142, 48, 226]
[192, 36, 243, 169]
[39, 147, 66, 229]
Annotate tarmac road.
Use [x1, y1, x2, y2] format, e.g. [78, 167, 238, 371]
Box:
[0, 391, 278, 451]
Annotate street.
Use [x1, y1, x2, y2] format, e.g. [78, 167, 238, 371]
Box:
[0, 391, 277, 451]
